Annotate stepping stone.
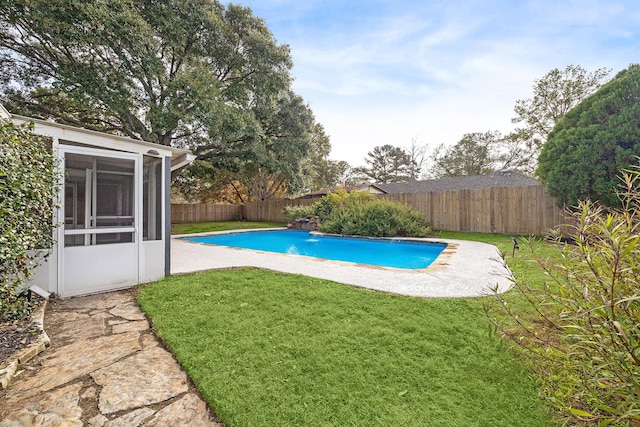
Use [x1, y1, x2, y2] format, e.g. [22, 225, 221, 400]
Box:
[144, 393, 222, 426]
[88, 407, 155, 427]
[46, 311, 90, 324]
[56, 292, 132, 311]
[54, 317, 106, 341]
[91, 347, 188, 414]
[112, 320, 149, 335]
[109, 302, 146, 321]
[8, 331, 140, 400]
[0, 382, 82, 426]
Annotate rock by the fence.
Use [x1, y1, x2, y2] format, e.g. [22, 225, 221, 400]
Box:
[287, 215, 320, 231]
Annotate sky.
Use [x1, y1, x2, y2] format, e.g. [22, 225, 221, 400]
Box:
[232, 0, 640, 167]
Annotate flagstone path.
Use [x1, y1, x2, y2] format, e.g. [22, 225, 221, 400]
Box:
[0, 290, 223, 426]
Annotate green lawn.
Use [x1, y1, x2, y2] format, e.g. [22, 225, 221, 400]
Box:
[139, 268, 552, 427]
[171, 220, 285, 235]
[142, 223, 557, 426]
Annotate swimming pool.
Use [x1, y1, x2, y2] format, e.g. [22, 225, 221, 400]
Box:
[182, 230, 447, 270]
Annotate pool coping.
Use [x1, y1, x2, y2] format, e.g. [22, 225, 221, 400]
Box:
[171, 229, 515, 298]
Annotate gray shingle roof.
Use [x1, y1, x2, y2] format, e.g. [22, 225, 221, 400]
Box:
[375, 170, 540, 194]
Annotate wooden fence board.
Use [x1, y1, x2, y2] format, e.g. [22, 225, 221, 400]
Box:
[171, 184, 564, 235]
[171, 203, 243, 223]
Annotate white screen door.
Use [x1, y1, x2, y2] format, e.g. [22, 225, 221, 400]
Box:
[60, 147, 139, 297]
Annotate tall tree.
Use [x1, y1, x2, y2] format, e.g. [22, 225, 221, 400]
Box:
[405, 138, 427, 180]
[509, 65, 610, 169]
[492, 131, 540, 175]
[1, 0, 293, 146]
[361, 145, 413, 183]
[513, 65, 611, 145]
[1, 0, 318, 200]
[537, 64, 640, 208]
[429, 131, 501, 178]
[299, 123, 349, 191]
[181, 89, 316, 201]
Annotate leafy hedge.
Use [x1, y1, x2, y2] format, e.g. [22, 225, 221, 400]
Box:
[284, 189, 432, 237]
[0, 121, 59, 321]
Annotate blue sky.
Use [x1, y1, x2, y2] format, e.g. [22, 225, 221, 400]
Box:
[233, 0, 640, 167]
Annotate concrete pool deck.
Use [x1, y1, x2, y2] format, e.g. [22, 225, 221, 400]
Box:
[171, 230, 514, 298]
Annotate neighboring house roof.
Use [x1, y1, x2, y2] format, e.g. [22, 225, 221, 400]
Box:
[376, 170, 540, 194]
[297, 183, 388, 199]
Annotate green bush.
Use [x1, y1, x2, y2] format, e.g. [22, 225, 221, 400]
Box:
[283, 204, 315, 222]
[283, 189, 354, 222]
[319, 193, 431, 237]
[284, 190, 431, 237]
[0, 121, 59, 321]
[487, 166, 640, 425]
[312, 196, 336, 221]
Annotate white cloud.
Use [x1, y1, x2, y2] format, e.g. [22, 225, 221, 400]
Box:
[234, 0, 640, 165]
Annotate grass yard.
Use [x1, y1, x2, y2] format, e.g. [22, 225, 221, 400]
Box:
[439, 231, 565, 314]
[144, 223, 561, 425]
[139, 270, 551, 426]
[171, 220, 285, 235]
[140, 272, 553, 425]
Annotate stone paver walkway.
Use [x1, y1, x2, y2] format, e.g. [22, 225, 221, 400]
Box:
[0, 290, 223, 426]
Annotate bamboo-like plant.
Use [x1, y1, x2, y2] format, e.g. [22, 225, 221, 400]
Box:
[487, 165, 640, 425]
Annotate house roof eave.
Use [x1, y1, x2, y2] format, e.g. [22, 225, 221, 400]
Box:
[10, 114, 194, 167]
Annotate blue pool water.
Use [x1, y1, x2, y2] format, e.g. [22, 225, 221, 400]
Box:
[183, 230, 446, 270]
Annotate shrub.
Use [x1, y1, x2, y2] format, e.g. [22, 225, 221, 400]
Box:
[312, 196, 336, 221]
[537, 64, 640, 208]
[283, 204, 316, 222]
[283, 189, 355, 222]
[319, 194, 431, 237]
[283, 190, 432, 237]
[0, 121, 59, 322]
[487, 166, 640, 425]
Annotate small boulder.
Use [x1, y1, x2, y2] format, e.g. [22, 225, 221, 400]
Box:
[287, 215, 320, 231]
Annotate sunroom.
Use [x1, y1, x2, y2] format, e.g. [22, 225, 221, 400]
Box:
[6, 108, 194, 298]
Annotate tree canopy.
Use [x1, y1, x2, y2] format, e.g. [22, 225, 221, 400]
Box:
[429, 131, 503, 178]
[358, 144, 415, 183]
[0, 0, 321, 200]
[512, 65, 611, 149]
[537, 64, 640, 207]
[504, 65, 610, 174]
[298, 123, 350, 191]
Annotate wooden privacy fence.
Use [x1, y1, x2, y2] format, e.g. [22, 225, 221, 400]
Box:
[380, 185, 563, 235]
[172, 184, 565, 235]
[171, 203, 243, 223]
[243, 198, 316, 223]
